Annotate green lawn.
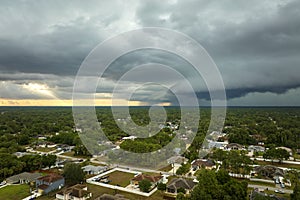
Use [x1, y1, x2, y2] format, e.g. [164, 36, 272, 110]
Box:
[36, 183, 171, 200]
[61, 151, 91, 159]
[106, 171, 135, 187]
[248, 181, 275, 187]
[35, 147, 56, 152]
[87, 184, 170, 200]
[158, 164, 173, 172]
[0, 184, 31, 200]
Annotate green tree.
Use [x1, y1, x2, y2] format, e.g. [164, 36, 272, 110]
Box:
[157, 182, 166, 191]
[176, 192, 187, 200]
[191, 169, 248, 200]
[176, 163, 191, 175]
[291, 181, 300, 200]
[222, 180, 247, 200]
[17, 134, 30, 145]
[263, 148, 289, 163]
[191, 169, 221, 200]
[216, 169, 230, 185]
[63, 163, 85, 185]
[177, 187, 186, 194]
[41, 154, 57, 169]
[139, 179, 152, 192]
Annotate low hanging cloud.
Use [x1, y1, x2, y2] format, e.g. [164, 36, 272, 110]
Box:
[0, 0, 299, 105]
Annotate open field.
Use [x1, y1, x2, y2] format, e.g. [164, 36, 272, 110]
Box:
[106, 171, 135, 187]
[35, 147, 56, 152]
[87, 184, 172, 200]
[0, 185, 31, 200]
[61, 151, 91, 159]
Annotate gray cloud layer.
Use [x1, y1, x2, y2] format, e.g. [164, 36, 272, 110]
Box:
[0, 0, 299, 105]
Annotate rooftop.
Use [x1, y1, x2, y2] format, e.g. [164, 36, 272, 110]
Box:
[37, 173, 64, 183]
[131, 174, 162, 183]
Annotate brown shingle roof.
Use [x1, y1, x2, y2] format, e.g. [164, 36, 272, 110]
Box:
[131, 174, 162, 183]
[37, 173, 63, 183]
[59, 184, 90, 198]
[192, 159, 215, 167]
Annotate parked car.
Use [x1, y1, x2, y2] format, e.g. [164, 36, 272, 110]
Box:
[279, 190, 285, 194]
[275, 189, 285, 194]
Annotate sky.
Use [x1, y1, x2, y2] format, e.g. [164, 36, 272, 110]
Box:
[0, 0, 300, 106]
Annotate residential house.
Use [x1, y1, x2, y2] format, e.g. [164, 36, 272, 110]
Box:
[122, 136, 137, 140]
[36, 173, 65, 194]
[56, 184, 92, 200]
[207, 140, 228, 149]
[167, 156, 188, 166]
[209, 131, 226, 139]
[254, 165, 284, 179]
[248, 145, 265, 152]
[82, 165, 108, 175]
[191, 159, 216, 171]
[166, 178, 197, 194]
[6, 172, 42, 184]
[130, 174, 163, 188]
[225, 143, 244, 151]
[95, 194, 129, 200]
[13, 151, 32, 158]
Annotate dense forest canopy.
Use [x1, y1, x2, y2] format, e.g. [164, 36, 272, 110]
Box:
[0, 106, 300, 181]
[0, 107, 299, 152]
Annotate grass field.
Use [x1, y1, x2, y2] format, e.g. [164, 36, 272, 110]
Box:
[35, 147, 56, 152]
[106, 171, 135, 187]
[158, 164, 173, 172]
[0, 185, 31, 200]
[248, 181, 275, 187]
[87, 184, 172, 200]
[61, 151, 92, 159]
[36, 183, 173, 200]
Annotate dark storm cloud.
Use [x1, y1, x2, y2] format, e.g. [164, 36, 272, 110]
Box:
[0, 20, 101, 76]
[0, 0, 299, 105]
[135, 0, 300, 102]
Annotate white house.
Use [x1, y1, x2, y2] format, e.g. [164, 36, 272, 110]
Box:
[82, 165, 107, 175]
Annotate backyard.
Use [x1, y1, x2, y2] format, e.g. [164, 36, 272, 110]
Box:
[105, 171, 135, 187]
[0, 185, 31, 200]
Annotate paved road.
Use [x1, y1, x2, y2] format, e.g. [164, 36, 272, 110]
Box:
[251, 157, 300, 165]
[248, 184, 293, 194]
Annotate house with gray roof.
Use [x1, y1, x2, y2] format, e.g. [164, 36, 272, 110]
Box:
[254, 165, 285, 179]
[82, 165, 108, 175]
[6, 172, 42, 184]
[248, 145, 265, 152]
[167, 178, 197, 194]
